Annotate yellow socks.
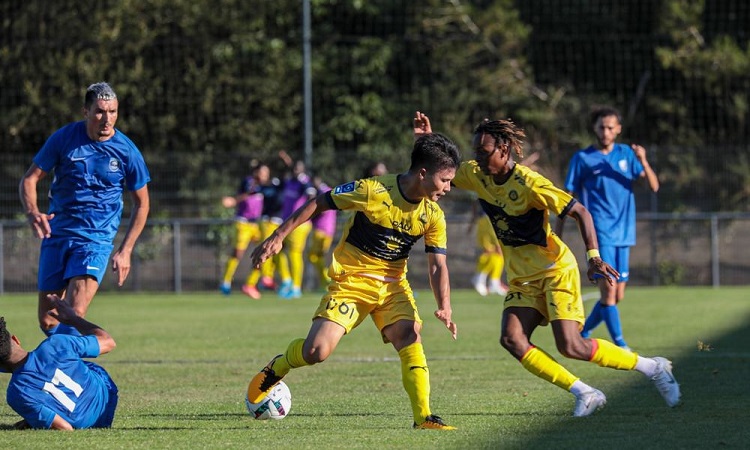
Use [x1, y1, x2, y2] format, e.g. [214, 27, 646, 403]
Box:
[399, 343, 431, 423]
[245, 269, 261, 287]
[588, 338, 638, 370]
[271, 338, 308, 377]
[521, 346, 579, 391]
[223, 257, 240, 284]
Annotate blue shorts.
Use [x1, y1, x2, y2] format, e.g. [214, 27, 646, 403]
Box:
[85, 361, 119, 428]
[597, 246, 630, 283]
[38, 238, 113, 291]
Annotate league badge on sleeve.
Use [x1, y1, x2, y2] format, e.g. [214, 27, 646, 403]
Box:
[334, 181, 356, 194]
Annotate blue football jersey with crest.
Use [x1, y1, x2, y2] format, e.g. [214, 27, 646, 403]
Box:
[33, 121, 150, 243]
[563, 143, 644, 246]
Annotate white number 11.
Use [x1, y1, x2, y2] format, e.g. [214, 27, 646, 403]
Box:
[43, 368, 83, 412]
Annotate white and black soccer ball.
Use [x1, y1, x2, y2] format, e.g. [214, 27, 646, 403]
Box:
[245, 381, 292, 420]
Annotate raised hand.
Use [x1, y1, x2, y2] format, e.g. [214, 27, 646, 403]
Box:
[413, 111, 432, 139]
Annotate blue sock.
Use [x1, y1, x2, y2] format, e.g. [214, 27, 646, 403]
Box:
[581, 301, 604, 337]
[600, 305, 628, 347]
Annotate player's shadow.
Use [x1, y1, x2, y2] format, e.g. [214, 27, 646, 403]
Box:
[472, 313, 750, 450]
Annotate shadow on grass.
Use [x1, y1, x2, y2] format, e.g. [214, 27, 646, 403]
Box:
[471, 316, 750, 450]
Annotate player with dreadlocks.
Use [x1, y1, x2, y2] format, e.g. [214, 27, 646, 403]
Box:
[413, 111, 681, 417]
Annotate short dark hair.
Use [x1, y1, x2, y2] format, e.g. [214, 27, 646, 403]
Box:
[0, 317, 11, 364]
[590, 106, 621, 127]
[409, 133, 461, 173]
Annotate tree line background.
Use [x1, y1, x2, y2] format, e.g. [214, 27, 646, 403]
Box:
[1, 0, 749, 220]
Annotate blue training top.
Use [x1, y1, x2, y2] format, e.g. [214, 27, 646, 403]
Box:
[33, 121, 151, 243]
[563, 143, 644, 246]
[6, 334, 112, 429]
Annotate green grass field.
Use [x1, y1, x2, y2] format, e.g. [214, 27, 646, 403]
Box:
[1, 287, 749, 449]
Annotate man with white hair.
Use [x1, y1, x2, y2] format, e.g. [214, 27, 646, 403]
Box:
[19, 82, 151, 336]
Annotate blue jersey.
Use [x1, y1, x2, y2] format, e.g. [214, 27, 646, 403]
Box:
[563, 143, 644, 246]
[33, 121, 151, 244]
[6, 335, 115, 429]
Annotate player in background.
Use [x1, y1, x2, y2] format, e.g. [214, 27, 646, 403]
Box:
[1, 296, 118, 429]
[255, 163, 285, 291]
[363, 161, 388, 178]
[308, 175, 337, 290]
[414, 111, 679, 417]
[19, 82, 150, 336]
[276, 150, 317, 299]
[219, 163, 266, 299]
[467, 201, 507, 297]
[556, 106, 659, 349]
[246, 133, 461, 430]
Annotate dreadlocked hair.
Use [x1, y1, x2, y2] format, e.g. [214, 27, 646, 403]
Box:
[473, 118, 526, 160]
[0, 317, 11, 363]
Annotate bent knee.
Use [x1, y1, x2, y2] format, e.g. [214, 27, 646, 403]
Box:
[499, 334, 529, 358]
[303, 346, 331, 365]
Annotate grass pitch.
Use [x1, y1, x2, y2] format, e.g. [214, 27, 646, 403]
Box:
[1, 287, 749, 449]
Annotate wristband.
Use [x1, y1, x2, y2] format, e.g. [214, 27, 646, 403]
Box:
[586, 249, 600, 261]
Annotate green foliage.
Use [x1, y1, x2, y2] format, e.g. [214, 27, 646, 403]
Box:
[2, 0, 749, 216]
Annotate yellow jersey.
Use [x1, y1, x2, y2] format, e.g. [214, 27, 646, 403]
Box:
[325, 174, 447, 280]
[453, 161, 578, 283]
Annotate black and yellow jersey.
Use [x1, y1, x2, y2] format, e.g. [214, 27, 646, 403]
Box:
[324, 174, 447, 280]
[453, 161, 578, 283]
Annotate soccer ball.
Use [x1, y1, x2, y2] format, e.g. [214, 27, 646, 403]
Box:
[245, 381, 292, 420]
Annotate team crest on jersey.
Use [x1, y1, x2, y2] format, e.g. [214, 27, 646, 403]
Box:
[334, 181, 356, 194]
[618, 159, 628, 172]
[508, 190, 518, 201]
[109, 158, 120, 172]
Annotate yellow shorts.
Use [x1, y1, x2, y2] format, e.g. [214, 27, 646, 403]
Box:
[309, 229, 333, 256]
[234, 221, 262, 250]
[476, 215, 499, 252]
[284, 221, 312, 253]
[313, 274, 422, 343]
[503, 266, 584, 326]
[259, 219, 280, 240]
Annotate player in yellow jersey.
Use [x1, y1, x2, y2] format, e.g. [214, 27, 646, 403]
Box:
[414, 112, 680, 417]
[468, 202, 508, 296]
[246, 133, 461, 430]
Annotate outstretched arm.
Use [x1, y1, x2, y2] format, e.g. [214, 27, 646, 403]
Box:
[250, 194, 332, 268]
[427, 252, 457, 340]
[564, 202, 620, 284]
[47, 294, 116, 354]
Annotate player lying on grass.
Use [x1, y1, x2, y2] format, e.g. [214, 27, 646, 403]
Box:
[1, 295, 118, 429]
[414, 111, 680, 417]
[246, 133, 461, 430]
